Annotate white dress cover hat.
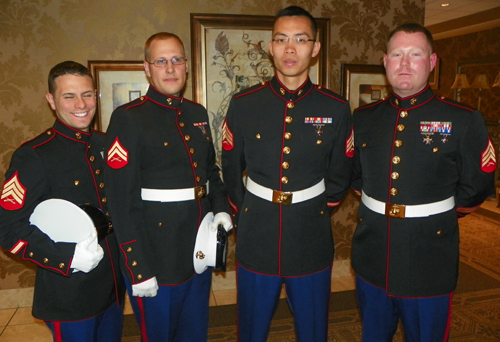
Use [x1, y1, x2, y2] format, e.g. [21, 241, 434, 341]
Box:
[193, 212, 228, 274]
[29, 198, 98, 251]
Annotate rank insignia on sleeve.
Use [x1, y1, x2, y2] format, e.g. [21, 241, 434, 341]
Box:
[222, 119, 234, 151]
[107, 137, 129, 169]
[346, 127, 354, 158]
[0, 171, 26, 210]
[481, 137, 497, 173]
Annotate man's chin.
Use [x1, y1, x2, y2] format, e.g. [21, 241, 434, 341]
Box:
[161, 86, 182, 98]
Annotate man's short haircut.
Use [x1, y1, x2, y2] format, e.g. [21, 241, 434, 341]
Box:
[48, 61, 93, 95]
[387, 22, 434, 53]
[144, 32, 185, 61]
[274, 6, 317, 40]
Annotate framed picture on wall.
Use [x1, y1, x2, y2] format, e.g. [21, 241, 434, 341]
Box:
[190, 13, 330, 163]
[341, 63, 391, 113]
[88, 60, 149, 132]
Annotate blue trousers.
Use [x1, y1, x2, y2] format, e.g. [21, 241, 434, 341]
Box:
[45, 302, 123, 342]
[356, 276, 452, 342]
[237, 264, 332, 342]
[124, 269, 211, 342]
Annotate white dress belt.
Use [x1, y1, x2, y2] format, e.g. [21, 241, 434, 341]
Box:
[246, 177, 325, 205]
[361, 190, 455, 218]
[142, 182, 209, 202]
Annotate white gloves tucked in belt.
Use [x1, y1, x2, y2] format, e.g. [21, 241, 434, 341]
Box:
[71, 232, 104, 273]
[210, 212, 233, 232]
[132, 277, 158, 297]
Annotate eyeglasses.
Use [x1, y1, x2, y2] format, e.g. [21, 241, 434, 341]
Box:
[147, 57, 187, 67]
[271, 37, 316, 44]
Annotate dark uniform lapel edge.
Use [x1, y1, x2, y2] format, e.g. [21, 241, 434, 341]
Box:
[389, 86, 435, 110]
[235, 81, 269, 99]
[314, 85, 347, 104]
[53, 119, 91, 143]
[354, 96, 389, 112]
[270, 76, 313, 103]
[435, 97, 475, 113]
[145, 85, 182, 109]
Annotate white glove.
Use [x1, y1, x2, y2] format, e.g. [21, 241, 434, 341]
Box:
[210, 212, 233, 232]
[71, 232, 104, 273]
[132, 277, 158, 297]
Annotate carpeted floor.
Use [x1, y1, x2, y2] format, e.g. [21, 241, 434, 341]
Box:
[121, 209, 500, 341]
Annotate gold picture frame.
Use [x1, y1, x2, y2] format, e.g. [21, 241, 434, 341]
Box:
[341, 64, 391, 112]
[88, 60, 149, 132]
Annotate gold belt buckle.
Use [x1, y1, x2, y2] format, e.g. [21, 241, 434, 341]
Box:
[385, 203, 406, 218]
[272, 190, 293, 205]
[194, 185, 206, 200]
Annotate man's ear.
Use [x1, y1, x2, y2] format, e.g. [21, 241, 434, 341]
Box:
[144, 60, 152, 78]
[429, 53, 438, 72]
[268, 40, 274, 58]
[45, 93, 56, 111]
[311, 41, 321, 58]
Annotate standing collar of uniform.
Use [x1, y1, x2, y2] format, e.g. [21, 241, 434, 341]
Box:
[146, 85, 183, 108]
[270, 76, 313, 102]
[52, 119, 91, 143]
[389, 86, 435, 109]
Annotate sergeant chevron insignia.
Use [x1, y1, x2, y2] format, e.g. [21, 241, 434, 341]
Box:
[481, 137, 497, 173]
[222, 119, 234, 151]
[0, 171, 26, 210]
[346, 128, 354, 158]
[107, 137, 129, 169]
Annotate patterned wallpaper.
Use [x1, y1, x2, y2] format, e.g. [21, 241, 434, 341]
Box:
[433, 27, 500, 122]
[0, 0, 423, 289]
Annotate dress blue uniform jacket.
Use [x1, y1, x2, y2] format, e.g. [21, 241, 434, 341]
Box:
[351, 87, 496, 297]
[104, 86, 229, 286]
[0, 119, 124, 321]
[222, 76, 353, 276]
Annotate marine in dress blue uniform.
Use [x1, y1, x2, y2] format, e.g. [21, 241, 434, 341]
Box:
[0, 61, 124, 342]
[351, 24, 497, 342]
[104, 33, 230, 341]
[222, 7, 353, 341]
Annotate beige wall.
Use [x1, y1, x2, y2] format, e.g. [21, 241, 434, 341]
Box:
[0, 0, 424, 290]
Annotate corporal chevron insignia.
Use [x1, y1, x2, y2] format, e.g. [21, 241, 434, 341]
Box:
[0, 172, 26, 210]
[222, 119, 234, 151]
[107, 137, 129, 169]
[345, 128, 354, 158]
[481, 137, 497, 173]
